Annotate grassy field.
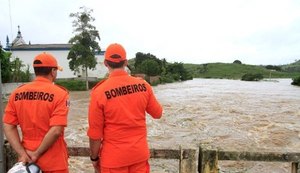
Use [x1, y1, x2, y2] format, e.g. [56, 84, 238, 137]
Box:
[184, 62, 300, 79]
[128, 57, 300, 80]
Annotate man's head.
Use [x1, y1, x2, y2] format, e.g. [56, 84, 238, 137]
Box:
[33, 52, 62, 80]
[104, 43, 127, 69]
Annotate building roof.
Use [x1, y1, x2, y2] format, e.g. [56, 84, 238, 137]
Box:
[4, 26, 104, 54]
[4, 44, 72, 51]
[11, 26, 26, 46]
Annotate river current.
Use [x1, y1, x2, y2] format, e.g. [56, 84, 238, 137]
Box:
[66, 78, 300, 173]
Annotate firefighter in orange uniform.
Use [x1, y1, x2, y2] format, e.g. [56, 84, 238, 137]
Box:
[87, 43, 163, 173]
[3, 52, 70, 173]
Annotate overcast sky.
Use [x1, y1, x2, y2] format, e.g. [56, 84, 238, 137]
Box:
[1, 0, 300, 65]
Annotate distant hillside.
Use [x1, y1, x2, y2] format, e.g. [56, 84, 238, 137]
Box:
[281, 60, 300, 73]
[184, 63, 300, 79]
[129, 57, 300, 79]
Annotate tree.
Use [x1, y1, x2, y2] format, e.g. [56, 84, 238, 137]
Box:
[11, 58, 30, 82]
[166, 62, 192, 81]
[0, 48, 12, 83]
[138, 59, 160, 76]
[233, 60, 242, 64]
[134, 52, 163, 74]
[0, 49, 30, 83]
[68, 6, 101, 90]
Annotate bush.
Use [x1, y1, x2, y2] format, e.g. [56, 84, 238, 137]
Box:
[265, 65, 282, 71]
[181, 71, 193, 81]
[241, 73, 264, 81]
[233, 60, 242, 64]
[1, 50, 11, 83]
[160, 74, 175, 84]
[171, 73, 181, 81]
[55, 79, 104, 91]
[292, 76, 300, 86]
[55, 80, 86, 91]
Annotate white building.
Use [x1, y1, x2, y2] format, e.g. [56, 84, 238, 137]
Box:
[4, 26, 108, 80]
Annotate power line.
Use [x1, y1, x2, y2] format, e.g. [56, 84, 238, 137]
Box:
[8, 0, 13, 42]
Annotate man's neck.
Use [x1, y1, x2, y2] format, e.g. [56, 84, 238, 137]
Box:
[36, 75, 54, 82]
[109, 67, 125, 74]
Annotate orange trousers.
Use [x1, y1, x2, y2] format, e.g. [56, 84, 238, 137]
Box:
[101, 161, 150, 173]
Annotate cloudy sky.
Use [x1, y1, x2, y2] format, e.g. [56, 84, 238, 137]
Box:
[1, 0, 300, 65]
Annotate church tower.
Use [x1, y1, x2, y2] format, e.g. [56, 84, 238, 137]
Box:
[11, 26, 26, 47]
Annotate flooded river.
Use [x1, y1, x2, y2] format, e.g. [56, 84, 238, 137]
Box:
[66, 78, 300, 173]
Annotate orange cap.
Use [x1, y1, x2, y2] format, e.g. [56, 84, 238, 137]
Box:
[104, 43, 127, 63]
[33, 52, 63, 71]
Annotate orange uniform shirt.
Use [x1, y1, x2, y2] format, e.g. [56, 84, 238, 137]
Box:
[87, 70, 162, 168]
[3, 77, 69, 171]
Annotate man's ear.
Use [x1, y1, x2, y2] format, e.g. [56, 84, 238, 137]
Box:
[104, 60, 108, 67]
[51, 68, 56, 76]
[124, 60, 128, 66]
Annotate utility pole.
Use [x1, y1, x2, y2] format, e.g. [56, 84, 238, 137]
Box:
[0, 59, 5, 172]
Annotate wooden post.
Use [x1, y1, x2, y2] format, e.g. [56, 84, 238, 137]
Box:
[199, 146, 218, 173]
[179, 146, 182, 172]
[198, 146, 205, 173]
[179, 147, 196, 173]
[292, 162, 299, 173]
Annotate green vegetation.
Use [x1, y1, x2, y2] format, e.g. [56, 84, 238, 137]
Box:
[55, 80, 86, 91]
[129, 52, 193, 85]
[55, 79, 102, 91]
[280, 61, 300, 85]
[10, 58, 31, 82]
[265, 65, 282, 71]
[138, 59, 161, 76]
[233, 60, 242, 64]
[1, 48, 11, 82]
[68, 6, 101, 90]
[35, 59, 300, 89]
[184, 62, 300, 79]
[292, 76, 300, 86]
[0, 48, 30, 83]
[241, 73, 264, 81]
[166, 62, 193, 81]
[132, 52, 164, 76]
[281, 60, 300, 73]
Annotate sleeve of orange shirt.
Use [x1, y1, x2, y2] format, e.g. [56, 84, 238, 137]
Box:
[87, 91, 105, 140]
[49, 91, 69, 126]
[145, 83, 163, 119]
[3, 92, 19, 125]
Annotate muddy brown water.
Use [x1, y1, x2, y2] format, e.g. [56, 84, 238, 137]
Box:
[66, 78, 300, 173]
[5, 78, 300, 172]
